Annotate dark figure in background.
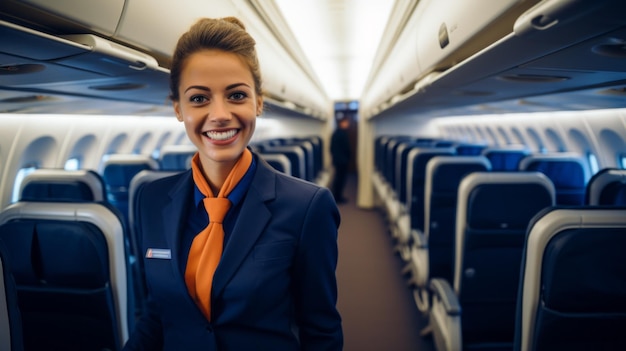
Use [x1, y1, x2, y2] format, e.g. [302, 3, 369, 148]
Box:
[331, 117, 351, 204]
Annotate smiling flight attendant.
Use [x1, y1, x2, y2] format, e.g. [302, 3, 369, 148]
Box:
[122, 17, 343, 351]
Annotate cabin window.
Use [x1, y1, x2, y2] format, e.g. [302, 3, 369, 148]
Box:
[11, 165, 37, 203]
[152, 132, 172, 160]
[526, 128, 546, 153]
[497, 127, 510, 144]
[485, 128, 499, 146]
[587, 152, 599, 175]
[511, 128, 526, 146]
[133, 133, 152, 155]
[65, 157, 81, 170]
[545, 128, 565, 152]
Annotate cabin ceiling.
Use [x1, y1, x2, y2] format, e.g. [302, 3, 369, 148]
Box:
[1, 0, 626, 118]
[272, 0, 394, 101]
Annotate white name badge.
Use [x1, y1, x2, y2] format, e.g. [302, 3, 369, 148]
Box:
[146, 248, 172, 259]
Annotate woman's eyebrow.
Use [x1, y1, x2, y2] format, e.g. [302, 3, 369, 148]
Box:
[184, 85, 210, 94]
[226, 82, 251, 90]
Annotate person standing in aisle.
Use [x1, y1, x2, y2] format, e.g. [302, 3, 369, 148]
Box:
[330, 117, 351, 204]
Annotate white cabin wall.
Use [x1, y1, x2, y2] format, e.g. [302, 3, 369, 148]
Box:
[0, 111, 332, 209]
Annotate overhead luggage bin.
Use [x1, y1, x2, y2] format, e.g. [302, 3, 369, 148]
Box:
[365, 0, 626, 120]
[362, 0, 540, 117]
[0, 20, 170, 106]
[1, 0, 125, 36]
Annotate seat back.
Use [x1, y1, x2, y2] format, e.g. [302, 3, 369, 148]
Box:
[423, 156, 491, 283]
[158, 144, 196, 171]
[384, 136, 414, 186]
[585, 168, 626, 205]
[0, 202, 130, 351]
[455, 143, 487, 156]
[102, 154, 159, 225]
[259, 153, 292, 175]
[286, 139, 315, 181]
[19, 169, 107, 202]
[258, 145, 306, 179]
[455, 172, 555, 348]
[519, 153, 590, 205]
[515, 207, 626, 351]
[304, 136, 324, 179]
[482, 146, 530, 171]
[0, 239, 23, 351]
[395, 141, 422, 204]
[406, 147, 456, 232]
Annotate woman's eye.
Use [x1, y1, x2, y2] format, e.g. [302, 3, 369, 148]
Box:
[190, 95, 208, 104]
[230, 92, 247, 101]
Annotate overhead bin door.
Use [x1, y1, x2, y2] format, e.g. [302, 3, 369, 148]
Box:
[4, 0, 126, 36]
[416, 0, 538, 75]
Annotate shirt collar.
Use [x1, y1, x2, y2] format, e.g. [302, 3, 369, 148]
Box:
[193, 154, 257, 208]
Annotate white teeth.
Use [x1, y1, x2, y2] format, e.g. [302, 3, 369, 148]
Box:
[205, 129, 237, 141]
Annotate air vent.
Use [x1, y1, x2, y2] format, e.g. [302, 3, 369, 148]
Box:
[0, 64, 45, 75]
[453, 90, 494, 97]
[89, 83, 146, 91]
[497, 74, 570, 83]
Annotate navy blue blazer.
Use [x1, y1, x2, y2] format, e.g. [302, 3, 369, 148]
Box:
[123, 154, 343, 351]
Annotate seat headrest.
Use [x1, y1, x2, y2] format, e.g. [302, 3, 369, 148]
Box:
[20, 169, 106, 202]
[542, 227, 626, 313]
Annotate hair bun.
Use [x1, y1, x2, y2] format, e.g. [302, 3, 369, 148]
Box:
[221, 16, 246, 31]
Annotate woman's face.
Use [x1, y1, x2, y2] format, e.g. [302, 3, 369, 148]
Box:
[173, 49, 262, 171]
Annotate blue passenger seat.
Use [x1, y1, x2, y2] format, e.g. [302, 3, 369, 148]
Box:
[255, 145, 306, 180]
[428, 172, 555, 351]
[0, 239, 23, 351]
[0, 201, 132, 351]
[395, 147, 455, 261]
[259, 153, 292, 175]
[405, 155, 491, 314]
[482, 146, 530, 171]
[519, 153, 590, 205]
[585, 168, 626, 205]
[158, 144, 196, 171]
[101, 154, 159, 227]
[455, 143, 487, 156]
[514, 206, 626, 351]
[19, 169, 107, 202]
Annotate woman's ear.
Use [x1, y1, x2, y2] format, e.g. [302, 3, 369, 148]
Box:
[256, 97, 264, 116]
[173, 101, 183, 122]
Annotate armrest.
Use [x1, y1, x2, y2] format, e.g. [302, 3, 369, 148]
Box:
[430, 278, 461, 315]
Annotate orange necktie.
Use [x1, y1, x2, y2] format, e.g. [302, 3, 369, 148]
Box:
[185, 149, 252, 320]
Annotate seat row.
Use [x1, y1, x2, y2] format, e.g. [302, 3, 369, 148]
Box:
[0, 136, 324, 350]
[427, 205, 626, 351]
[372, 136, 626, 350]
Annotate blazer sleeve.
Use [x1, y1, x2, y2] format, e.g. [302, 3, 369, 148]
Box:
[292, 186, 343, 350]
[121, 298, 163, 351]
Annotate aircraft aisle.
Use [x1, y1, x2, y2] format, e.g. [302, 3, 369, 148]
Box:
[336, 174, 435, 351]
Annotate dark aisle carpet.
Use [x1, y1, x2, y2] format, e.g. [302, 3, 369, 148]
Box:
[335, 174, 436, 351]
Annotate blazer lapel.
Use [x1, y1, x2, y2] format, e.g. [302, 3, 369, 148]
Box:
[212, 158, 276, 298]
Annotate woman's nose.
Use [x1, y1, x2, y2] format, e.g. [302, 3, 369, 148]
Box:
[208, 99, 230, 121]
